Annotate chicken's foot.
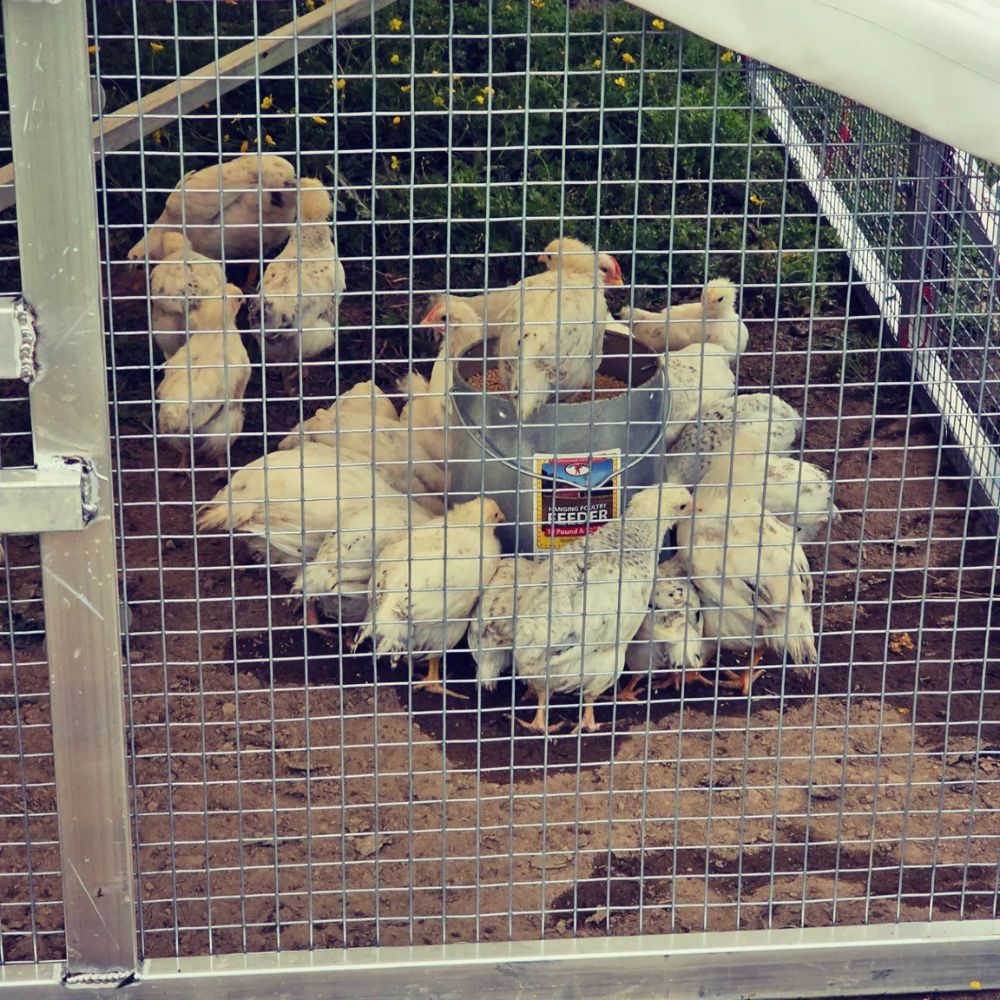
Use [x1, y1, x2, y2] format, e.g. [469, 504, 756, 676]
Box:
[719, 645, 766, 695]
[506, 691, 565, 735]
[616, 673, 646, 702]
[414, 657, 469, 699]
[652, 668, 716, 692]
[568, 699, 603, 735]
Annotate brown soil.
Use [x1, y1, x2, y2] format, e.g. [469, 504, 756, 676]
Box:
[1, 306, 998, 963]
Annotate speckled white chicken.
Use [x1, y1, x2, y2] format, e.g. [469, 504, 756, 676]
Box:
[466, 555, 545, 692]
[293, 490, 438, 631]
[277, 380, 399, 451]
[510, 484, 692, 734]
[353, 497, 506, 697]
[128, 154, 298, 277]
[662, 342, 738, 449]
[665, 392, 803, 483]
[489, 239, 615, 420]
[621, 278, 749, 357]
[149, 232, 227, 356]
[620, 555, 711, 698]
[197, 443, 441, 577]
[676, 435, 818, 694]
[156, 286, 250, 468]
[249, 178, 345, 394]
[666, 392, 802, 486]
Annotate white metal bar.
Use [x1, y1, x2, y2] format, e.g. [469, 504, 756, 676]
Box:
[2, 921, 1000, 997]
[750, 65, 1000, 516]
[2, 0, 138, 983]
[0, 0, 394, 215]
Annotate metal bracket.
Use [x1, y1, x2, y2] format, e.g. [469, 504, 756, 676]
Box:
[0, 455, 98, 532]
[0, 295, 38, 382]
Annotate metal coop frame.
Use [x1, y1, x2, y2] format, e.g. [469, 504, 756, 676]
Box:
[0, 0, 998, 997]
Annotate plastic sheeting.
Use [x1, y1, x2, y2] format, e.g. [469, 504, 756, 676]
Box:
[631, 0, 1000, 166]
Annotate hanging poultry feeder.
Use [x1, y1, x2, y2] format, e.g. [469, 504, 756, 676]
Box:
[449, 329, 668, 554]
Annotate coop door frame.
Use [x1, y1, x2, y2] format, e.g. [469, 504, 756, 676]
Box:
[2, 0, 1000, 996]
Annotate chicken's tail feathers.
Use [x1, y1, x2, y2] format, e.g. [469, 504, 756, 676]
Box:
[196, 502, 232, 533]
[702, 277, 737, 317]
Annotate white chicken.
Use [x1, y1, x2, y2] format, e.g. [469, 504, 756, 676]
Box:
[149, 232, 227, 356]
[665, 392, 803, 483]
[621, 278, 749, 357]
[156, 285, 250, 468]
[277, 380, 399, 451]
[197, 443, 439, 577]
[466, 555, 545, 692]
[759, 455, 840, 544]
[293, 490, 438, 632]
[490, 242, 613, 421]
[510, 484, 692, 734]
[449, 236, 624, 320]
[620, 555, 710, 698]
[676, 433, 818, 695]
[353, 497, 506, 698]
[251, 178, 345, 395]
[397, 297, 488, 464]
[128, 153, 298, 286]
[662, 342, 738, 449]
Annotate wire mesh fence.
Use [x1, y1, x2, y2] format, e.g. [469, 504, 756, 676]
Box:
[0, 0, 998, 980]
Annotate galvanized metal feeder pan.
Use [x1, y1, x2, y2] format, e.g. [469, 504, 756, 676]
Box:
[449, 330, 668, 554]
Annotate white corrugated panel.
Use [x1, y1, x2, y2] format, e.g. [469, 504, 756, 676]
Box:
[632, 0, 1000, 165]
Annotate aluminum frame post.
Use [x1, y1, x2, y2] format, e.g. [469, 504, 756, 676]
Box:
[2, 0, 138, 984]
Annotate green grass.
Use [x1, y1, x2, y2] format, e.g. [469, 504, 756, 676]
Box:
[0, 0, 848, 321]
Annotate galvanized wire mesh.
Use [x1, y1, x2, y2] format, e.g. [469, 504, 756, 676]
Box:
[0, 0, 998, 970]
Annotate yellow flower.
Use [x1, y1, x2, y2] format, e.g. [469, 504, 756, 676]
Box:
[389, 155, 400, 171]
[149, 41, 165, 52]
[388, 16, 403, 30]
[264, 134, 276, 147]
[621, 52, 635, 65]
[481, 85, 494, 95]
[651, 17, 665, 29]
[390, 53, 400, 64]
[305, 0, 315, 8]
[592, 58, 601, 68]
[400, 84, 411, 93]
[335, 78, 346, 91]
[239, 139, 249, 153]
[530, 0, 544, 7]
[432, 95, 445, 106]
[392, 115, 401, 125]
[223, 133, 230, 142]
[431, 69, 440, 75]
[453, 73, 462, 81]
[474, 95, 485, 105]
[749, 192, 764, 207]
[613, 76, 626, 87]
[260, 94, 273, 110]
[151, 129, 163, 143]
[721, 50, 734, 63]
[612, 36, 624, 45]
[311, 115, 327, 125]
[87, 44, 98, 55]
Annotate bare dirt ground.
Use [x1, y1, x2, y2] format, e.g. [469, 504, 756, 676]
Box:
[1, 300, 998, 964]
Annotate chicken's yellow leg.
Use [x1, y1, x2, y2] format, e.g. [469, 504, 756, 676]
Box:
[569, 698, 603, 735]
[719, 644, 766, 695]
[414, 657, 469, 699]
[508, 690, 565, 735]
